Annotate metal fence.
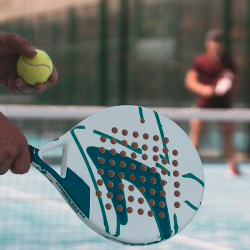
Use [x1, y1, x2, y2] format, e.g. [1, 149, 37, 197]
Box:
[0, 0, 248, 107]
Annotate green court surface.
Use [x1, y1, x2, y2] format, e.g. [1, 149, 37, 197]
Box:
[0, 162, 249, 250]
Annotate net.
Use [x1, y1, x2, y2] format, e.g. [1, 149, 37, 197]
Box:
[2, 104, 250, 121]
[2, 104, 250, 161]
[0, 105, 249, 250]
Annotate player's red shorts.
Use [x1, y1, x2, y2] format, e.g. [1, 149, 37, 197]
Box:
[196, 94, 232, 108]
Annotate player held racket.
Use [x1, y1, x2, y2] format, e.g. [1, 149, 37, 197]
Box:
[214, 70, 234, 96]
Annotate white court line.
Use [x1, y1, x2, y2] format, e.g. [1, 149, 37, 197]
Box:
[169, 235, 236, 250]
[0, 187, 237, 250]
[0, 186, 68, 210]
[72, 235, 237, 250]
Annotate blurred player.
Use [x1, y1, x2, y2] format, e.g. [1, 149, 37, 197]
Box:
[185, 29, 240, 175]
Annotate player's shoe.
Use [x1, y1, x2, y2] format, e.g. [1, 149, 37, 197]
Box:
[228, 163, 241, 176]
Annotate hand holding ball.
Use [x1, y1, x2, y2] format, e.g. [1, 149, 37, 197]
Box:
[17, 49, 53, 85]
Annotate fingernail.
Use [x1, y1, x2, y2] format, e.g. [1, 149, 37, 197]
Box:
[27, 46, 37, 56]
[37, 87, 46, 93]
[37, 85, 47, 93]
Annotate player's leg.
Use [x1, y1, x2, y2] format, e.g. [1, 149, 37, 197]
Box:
[189, 118, 206, 150]
[219, 121, 240, 175]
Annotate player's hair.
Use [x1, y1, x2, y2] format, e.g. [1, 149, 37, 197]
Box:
[204, 29, 224, 42]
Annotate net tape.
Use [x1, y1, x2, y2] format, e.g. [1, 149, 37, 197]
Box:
[1, 105, 250, 122]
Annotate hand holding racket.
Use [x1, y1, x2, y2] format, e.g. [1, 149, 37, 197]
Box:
[0, 112, 30, 175]
[28, 105, 204, 245]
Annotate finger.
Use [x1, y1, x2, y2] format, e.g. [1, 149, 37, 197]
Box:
[35, 82, 48, 93]
[11, 148, 30, 175]
[15, 78, 34, 94]
[5, 33, 37, 57]
[0, 159, 12, 175]
[0, 164, 11, 175]
[48, 65, 58, 84]
[7, 78, 21, 95]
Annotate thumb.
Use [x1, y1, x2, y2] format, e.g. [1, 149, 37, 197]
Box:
[5, 33, 37, 57]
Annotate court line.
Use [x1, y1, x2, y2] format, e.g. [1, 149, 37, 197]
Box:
[0, 188, 240, 250]
[0, 186, 68, 210]
[170, 235, 236, 250]
[72, 235, 237, 250]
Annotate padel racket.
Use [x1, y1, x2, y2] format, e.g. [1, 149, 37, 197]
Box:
[214, 70, 234, 96]
[29, 105, 204, 245]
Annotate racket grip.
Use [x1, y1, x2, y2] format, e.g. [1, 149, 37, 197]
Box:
[28, 145, 34, 162]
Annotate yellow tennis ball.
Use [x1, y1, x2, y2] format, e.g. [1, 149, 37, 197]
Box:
[17, 49, 53, 85]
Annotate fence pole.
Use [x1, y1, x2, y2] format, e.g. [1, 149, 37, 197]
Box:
[67, 9, 77, 104]
[99, 0, 109, 105]
[118, 0, 129, 105]
[244, 0, 250, 154]
[223, 0, 232, 54]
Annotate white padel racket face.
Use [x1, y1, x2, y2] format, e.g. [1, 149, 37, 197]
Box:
[214, 77, 233, 96]
[31, 105, 204, 245]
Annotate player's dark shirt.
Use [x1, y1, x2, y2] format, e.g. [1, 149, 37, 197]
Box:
[192, 53, 236, 108]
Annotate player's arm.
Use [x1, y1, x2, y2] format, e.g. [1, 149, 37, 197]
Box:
[185, 69, 213, 97]
[0, 32, 58, 94]
[0, 112, 30, 175]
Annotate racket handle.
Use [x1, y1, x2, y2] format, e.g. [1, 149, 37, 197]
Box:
[28, 145, 34, 162]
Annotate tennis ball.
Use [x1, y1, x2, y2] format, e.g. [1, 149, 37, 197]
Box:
[17, 49, 53, 85]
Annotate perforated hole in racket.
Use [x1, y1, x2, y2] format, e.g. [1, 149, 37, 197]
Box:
[91, 113, 200, 236]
